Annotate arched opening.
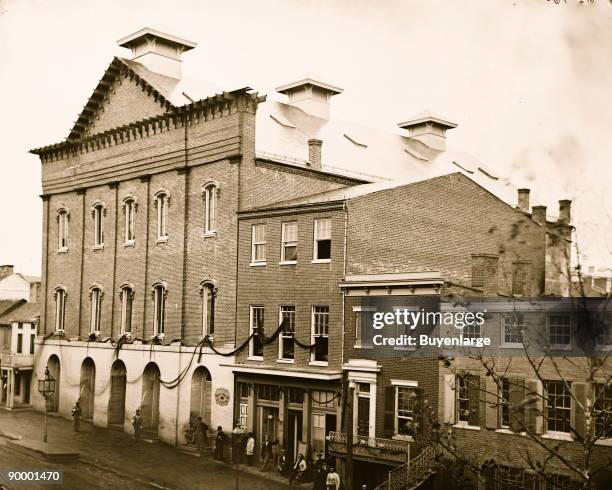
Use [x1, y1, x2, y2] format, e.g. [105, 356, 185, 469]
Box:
[141, 363, 160, 434]
[190, 366, 212, 427]
[108, 360, 127, 427]
[79, 357, 96, 420]
[46, 355, 61, 412]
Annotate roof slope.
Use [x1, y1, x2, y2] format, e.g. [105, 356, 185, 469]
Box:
[0, 302, 40, 324]
[0, 299, 25, 319]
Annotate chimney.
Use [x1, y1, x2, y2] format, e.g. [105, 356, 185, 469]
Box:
[0, 265, 14, 281]
[517, 189, 530, 212]
[117, 27, 197, 79]
[471, 254, 499, 296]
[308, 139, 323, 168]
[531, 205, 547, 225]
[558, 200, 572, 224]
[398, 111, 457, 152]
[276, 78, 343, 120]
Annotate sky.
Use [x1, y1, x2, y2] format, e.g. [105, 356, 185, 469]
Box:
[0, 0, 610, 276]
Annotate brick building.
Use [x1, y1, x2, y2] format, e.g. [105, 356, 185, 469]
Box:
[28, 27, 609, 488]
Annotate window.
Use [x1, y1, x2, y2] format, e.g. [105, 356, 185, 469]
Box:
[153, 284, 166, 335]
[313, 219, 331, 261]
[312, 306, 329, 363]
[500, 378, 511, 428]
[279, 306, 295, 360]
[155, 192, 169, 240]
[201, 283, 215, 336]
[596, 313, 612, 346]
[396, 387, 417, 436]
[281, 222, 298, 262]
[287, 387, 304, 405]
[30, 334, 35, 354]
[203, 183, 218, 234]
[124, 199, 136, 244]
[90, 287, 102, 333]
[251, 224, 266, 264]
[356, 382, 371, 436]
[462, 321, 480, 340]
[17, 333, 23, 353]
[502, 312, 524, 346]
[58, 209, 68, 250]
[512, 261, 530, 296]
[548, 314, 571, 347]
[54, 288, 66, 332]
[257, 384, 279, 401]
[120, 286, 133, 334]
[456, 374, 480, 426]
[312, 390, 337, 409]
[312, 413, 326, 454]
[545, 381, 571, 434]
[249, 306, 264, 358]
[92, 204, 104, 248]
[594, 383, 612, 439]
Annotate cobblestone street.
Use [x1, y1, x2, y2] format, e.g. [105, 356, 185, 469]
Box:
[0, 411, 290, 489]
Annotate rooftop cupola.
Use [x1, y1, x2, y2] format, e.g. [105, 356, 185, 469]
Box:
[276, 78, 343, 120]
[398, 111, 457, 151]
[117, 27, 197, 80]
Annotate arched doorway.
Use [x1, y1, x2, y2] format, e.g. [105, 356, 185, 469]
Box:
[141, 363, 160, 434]
[108, 360, 126, 426]
[79, 358, 96, 420]
[46, 355, 61, 412]
[190, 366, 212, 427]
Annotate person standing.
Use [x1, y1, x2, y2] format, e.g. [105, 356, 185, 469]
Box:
[245, 432, 256, 466]
[214, 426, 226, 461]
[193, 416, 209, 458]
[71, 401, 82, 433]
[131, 408, 143, 440]
[313, 452, 327, 490]
[277, 448, 290, 477]
[290, 453, 308, 485]
[232, 422, 245, 464]
[326, 466, 341, 490]
[259, 434, 274, 472]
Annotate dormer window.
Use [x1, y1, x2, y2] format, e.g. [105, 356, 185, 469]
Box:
[202, 182, 218, 235]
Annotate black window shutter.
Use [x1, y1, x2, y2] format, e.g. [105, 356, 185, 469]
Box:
[509, 378, 526, 432]
[467, 375, 480, 427]
[383, 385, 395, 436]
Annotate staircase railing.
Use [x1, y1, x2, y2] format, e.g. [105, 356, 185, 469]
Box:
[373, 445, 436, 490]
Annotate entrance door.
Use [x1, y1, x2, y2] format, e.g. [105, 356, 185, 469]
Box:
[79, 358, 96, 420]
[258, 406, 279, 449]
[47, 356, 60, 412]
[287, 410, 303, 462]
[357, 396, 370, 437]
[23, 372, 31, 404]
[190, 367, 212, 427]
[141, 363, 160, 433]
[108, 361, 127, 426]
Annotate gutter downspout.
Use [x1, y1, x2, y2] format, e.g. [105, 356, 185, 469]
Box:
[341, 201, 348, 370]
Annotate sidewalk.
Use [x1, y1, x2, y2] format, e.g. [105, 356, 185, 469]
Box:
[0, 410, 290, 489]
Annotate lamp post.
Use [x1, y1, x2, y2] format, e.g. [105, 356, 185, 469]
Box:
[37, 367, 55, 443]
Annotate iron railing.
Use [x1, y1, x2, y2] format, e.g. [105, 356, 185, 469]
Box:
[327, 431, 411, 453]
[373, 445, 436, 490]
[0, 353, 34, 368]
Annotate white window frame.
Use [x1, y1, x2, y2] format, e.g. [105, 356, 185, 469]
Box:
[312, 218, 331, 263]
[92, 204, 105, 249]
[54, 287, 66, 332]
[202, 183, 218, 236]
[89, 286, 103, 334]
[152, 283, 166, 336]
[393, 381, 419, 440]
[249, 305, 264, 360]
[119, 285, 133, 335]
[310, 305, 329, 365]
[280, 222, 298, 264]
[57, 209, 69, 251]
[201, 282, 215, 337]
[124, 198, 136, 245]
[278, 305, 295, 362]
[543, 380, 573, 439]
[547, 313, 573, 350]
[501, 312, 524, 348]
[352, 306, 376, 349]
[250, 224, 266, 266]
[348, 372, 377, 439]
[499, 378, 511, 429]
[155, 192, 169, 242]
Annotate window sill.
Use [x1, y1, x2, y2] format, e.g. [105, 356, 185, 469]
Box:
[57, 248, 68, 254]
[279, 261, 297, 266]
[394, 346, 416, 351]
[500, 343, 524, 349]
[124, 241, 135, 248]
[548, 344, 573, 351]
[542, 432, 573, 442]
[309, 360, 329, 367]
[453, 423, 481, 431]
[594, 438, 612, 447]
[93, 244, 104, 251]
[595, 344, 612, 351]
[354, 343, 373, 350]
[392, 435, 414, 442]
[247, 356, 263, 362]
[277, 358, 295, 364]
[156, 236, 168, 244]
[495, 428, 515, 435]
[311, 259, 331, 264]
[249, 262, 266, 267]
[203, 231, 217, 238]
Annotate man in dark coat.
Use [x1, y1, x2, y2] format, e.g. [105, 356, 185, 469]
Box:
[214, 426, 226, 460]
[71, 401, 82, 432]
[313, 452, 327, 490]
[194, 417, 209, 458]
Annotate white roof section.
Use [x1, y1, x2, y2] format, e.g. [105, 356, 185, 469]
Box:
[117, 27, 197, 51]
[398, 110, 458, 129]
[275, 78, 343, 95]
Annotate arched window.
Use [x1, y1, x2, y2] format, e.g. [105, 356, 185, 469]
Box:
[89, 286, 103, 333]
[54, 287, 66, 332]
[123, 198, 136, 244]
[202, 183, 218, 235]
[200, 282, 216, 336]
[119, 284, 134, 334]
[152, 283, 166, 335]
[154, 192, 169, 241]
[91, 202, 105, 248]
[57, 209, 69, 251]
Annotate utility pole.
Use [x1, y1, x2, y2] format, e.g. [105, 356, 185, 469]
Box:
[346, 385, 354, 490]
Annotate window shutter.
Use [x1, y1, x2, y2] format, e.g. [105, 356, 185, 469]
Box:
[468, 376, 481, 427]
[415, 388, 425, 436]
[443, 374, 455, 424]
[383, 386, 395, 436]
[525, 379, 543, 435]
[485, 377, 498, 430]
[509, 378, 525, 432]
[571, 382, 589, 440]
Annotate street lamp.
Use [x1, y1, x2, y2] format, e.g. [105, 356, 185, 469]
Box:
[37, 367, 55, 443]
